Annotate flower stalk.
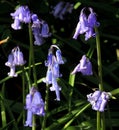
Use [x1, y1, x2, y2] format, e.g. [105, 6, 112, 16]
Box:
[28, 23, 38, 87]
[28, 23, 37, 130]
[41, 84, 49, 130]
[95, 27, 104, 130]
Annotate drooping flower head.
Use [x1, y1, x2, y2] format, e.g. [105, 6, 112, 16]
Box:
[24, 87, 45, 127]
[71, 55, 93, 76]
[10, 5, 31, 30]
[31, 14, 51, 46]
[73, 7, 99, 40]
[43, 45, 64, 101]
[51, 1, 73, 20]
[5, 46, 26, 77]
[87, 90, 111, 112]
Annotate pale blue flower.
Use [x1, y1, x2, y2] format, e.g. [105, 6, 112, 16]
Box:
[11, 18, 21, 30]
[24, 110, 33, 127]
[71, 55, 93, 75]
[5, 53, 14, 67]
[56, 49, 64, 64]
[50, 76, 61, 101]
[41, 21, 51, 38]
[45, 53, 53, 67]
[87, 91, 110, 112]
[24, 87, 45, 127]
[12, 46, 26, 66]
[8, 66, 18, 77]
[31, 91, 45, 116]
[44, 45, 64, 101]
[73, 8, 88, 39]
[10, 5, 31, 30]
[31, 15, 51, 45]
[5, 46, 26, 77]
[73, 7, 99, 40]
[44, 68, 52, 84]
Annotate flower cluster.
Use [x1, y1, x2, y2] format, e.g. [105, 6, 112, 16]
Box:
[31, 14, 51, 45]
[24, 87, 45, 127]
[51, 1, 73, 20]
[43, 45, 64, 101]
[10, 5, 31, 30]
[5, 46, 26, 77]
[10, 5, 51, 45]
[71, 55, 93, 76]
[87, 90, 111, 112]
[73, 7, 100, 40]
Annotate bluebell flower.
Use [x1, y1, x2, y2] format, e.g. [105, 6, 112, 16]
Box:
[88, 8, 100, 28]
[50, 76, 61, 101]
[44, 68, 52, 84]
[73, 7, 99, 40]
[11, 18, 21, 30]
[41, 21, 51, 38]
[24, 110, 33, 127]
[5, 53, 14, 67]
[45, 53, 53, 67]
[5, 46, 26, 77]
[24, 87, 45, 127]
[71, 55, 93, 75]
[87, 91, 111, 112]
[56, 49, 64, 64]
[31, 14, 51, 46]
[73, 8, 88, 39]
[51, 1, 73, 20]
[8, 66, 18, 77]
[12, 46, 26, 66]
[10, 5, 31, 30]
[31, 14, 40, 23]
[43, 45, 64, 101]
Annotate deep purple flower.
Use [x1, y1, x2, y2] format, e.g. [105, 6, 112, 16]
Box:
[71, 55, 93, 75]
[73, 7, 99, 40]
[87, 91, 110, 112]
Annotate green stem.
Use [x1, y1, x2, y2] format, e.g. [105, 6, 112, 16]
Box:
[95, 27, 103, 91]
[22, 67, 25, 125]
[41, 84, 49, 130]
[28, 23, 37, 130]
[68, 74, 75, 112]
[0, 93, 18, 130]
[28, 23, 38, 87]
[95, 27, 104, 130]
[97, 111, 101, 130]
[1, 83, 7, 130]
